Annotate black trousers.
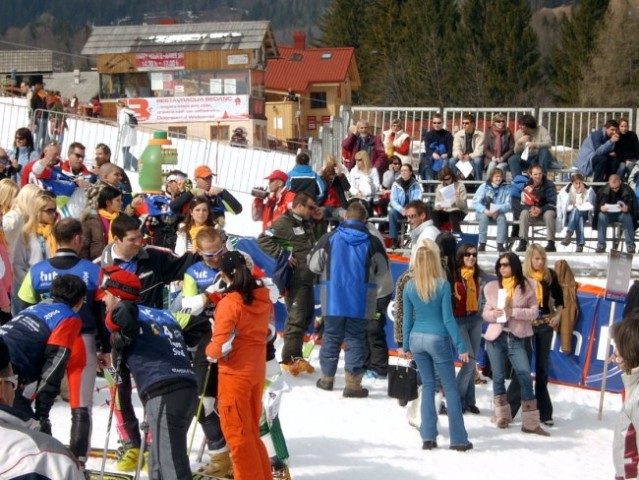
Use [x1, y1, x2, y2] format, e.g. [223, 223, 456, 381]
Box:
[365, 294, 391, 376]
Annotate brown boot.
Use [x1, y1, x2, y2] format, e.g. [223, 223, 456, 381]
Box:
[343, 372, 369, 398]
[521, 399, 550, 436]
[492, 394, 512, 429]
[198, 450, 233, 478]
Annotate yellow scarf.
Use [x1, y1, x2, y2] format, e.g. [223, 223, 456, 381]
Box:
[36, 223, 57, 257]
[98, 209, 120, 244]
[501, 276, 517, 300]
[189, 225, 205, 251]
[530, 269, 545, 306]
[460, 267, 478, 312]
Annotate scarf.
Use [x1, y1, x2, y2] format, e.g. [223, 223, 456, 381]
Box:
[460, 267, 478, 312]
[494, 128, 504, 158]
[397, 176, 415, 204]
[530, 269, 545, 306]
[501, 276, 517, 301]
[98, 209, 119, 244]
[36, 223, 57, 258]
[189, 225, 206, 251]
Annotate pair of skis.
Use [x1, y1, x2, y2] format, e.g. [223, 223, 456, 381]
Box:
[84, 469, 226, 480]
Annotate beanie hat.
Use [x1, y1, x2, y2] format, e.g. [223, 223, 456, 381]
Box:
[0, 337, 10, 373]
[219, 250, 247, 277]
[101, 266, 141, 301]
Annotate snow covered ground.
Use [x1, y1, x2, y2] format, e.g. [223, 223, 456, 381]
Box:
[54, 338, 620, 480]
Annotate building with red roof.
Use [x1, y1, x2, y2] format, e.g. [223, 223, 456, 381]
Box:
[265, 32, 360, 147]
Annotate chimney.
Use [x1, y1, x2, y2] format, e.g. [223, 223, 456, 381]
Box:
[293, 31, 306, 50]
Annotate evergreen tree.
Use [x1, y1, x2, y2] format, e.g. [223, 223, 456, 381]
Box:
[548, 0, 610, 105]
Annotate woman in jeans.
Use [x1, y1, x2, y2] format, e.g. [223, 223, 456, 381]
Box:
[402, 239, 472, 451]
[482, 252, 549, 436]
[507, 244, 563, 426]
[453, 243, 484, 414]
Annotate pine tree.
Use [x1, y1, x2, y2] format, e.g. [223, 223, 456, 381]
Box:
[548, 0, 610, 106]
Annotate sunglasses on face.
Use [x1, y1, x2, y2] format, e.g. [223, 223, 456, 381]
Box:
[464, 252, 477, 258]
[73, 152, 86, 159]
[201, 247, 225, 258]
[499, 262, 510, 268]
[42, 207, 57, 214]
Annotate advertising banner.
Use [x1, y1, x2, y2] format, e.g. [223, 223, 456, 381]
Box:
[135, 52, 185, 71]
[124, 95, 249, 123]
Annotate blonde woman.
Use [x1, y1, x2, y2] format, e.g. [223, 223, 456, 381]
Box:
[349, 150, 380, 203]
[402, 239, 472, 451]
[507, 244, 563, 427]
[3, 183, 39, 259]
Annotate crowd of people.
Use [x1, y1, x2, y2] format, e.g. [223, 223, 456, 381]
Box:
[0, 109, 637, 480]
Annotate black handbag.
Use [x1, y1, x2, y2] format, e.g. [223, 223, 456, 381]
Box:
[387, 363, 419, 402]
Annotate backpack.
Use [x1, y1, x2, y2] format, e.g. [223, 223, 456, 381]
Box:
[127, 112, 138, 127]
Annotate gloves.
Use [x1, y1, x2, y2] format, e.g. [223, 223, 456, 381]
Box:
[110, 331, 131, 352]
[39, 417, 52, 435]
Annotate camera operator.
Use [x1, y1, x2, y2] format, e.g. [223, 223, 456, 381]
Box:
[251, 169, 295, 230]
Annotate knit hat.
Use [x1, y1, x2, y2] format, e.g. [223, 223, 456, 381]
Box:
[194, 165, 215, 178]
[219, 250, 247, 276]
[0, 338, 9, 373]
[101, 266, 141, 301]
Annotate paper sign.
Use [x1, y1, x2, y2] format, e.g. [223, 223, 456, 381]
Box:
[605, 250, 632, 302]
[605, 203, 622, 213]
[521, 146, 530, 161]
[489, 203, 505, 213]
[456, 160, 473, 178]
[577, 202, 594, 211]
[497, 288, 508, 323]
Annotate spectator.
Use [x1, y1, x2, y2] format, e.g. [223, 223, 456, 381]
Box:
[482, 253, 549, 436]
[573, 119, 620, 182]
[190, 165, 242, 228]
[451, 114, 485, 182]
[8, 127, 38, 182]
[286, 152, 326, 203]
[80, 185, 122, 260]
[508, 244, 564, 427]
[21, 140, 61, 188]
[349, 150, 380, 208]
[310, 202, 389, 397]
[594, 174, 637, 253]
[257, 192, 319, 375]
[453, 243, 484, 414]
[516, 164, 557, 252]
[405, 200, 440, 260]
[383, 118, 411, 166]
[473, 168, 511, 252]
[317, 155, 350, 231]
[509, 114, 554, 177]
[252, 169, 295, 231]
[509, 168, 531, 243]
[557, 173, 596, 252]
[0, 148, 19, 181]
[484, 113, 514, 178]
[205, 252, 273, 480]
[420, 113, 453, 183]
[615, 118, 639, 180]
[117, 101, 137, 171]
[0, 336, 85, 480]
[31, 82, 48, 151]
[388, 163, 422, 249]
[174, 195, 217, 255]
[382, 155, 402, 190]
[401, 239, 472, 451]
[61, 142, 94, 186]
[341, 120, 385, 172]
[432, 167, 468, 233]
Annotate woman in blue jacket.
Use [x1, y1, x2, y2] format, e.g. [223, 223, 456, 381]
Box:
[473, 168, 511, 252]
[402, 239, 472, 451]
[388, 164, 422, 248]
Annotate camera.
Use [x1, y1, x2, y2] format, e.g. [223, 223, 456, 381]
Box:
[251, 186, 268, 199]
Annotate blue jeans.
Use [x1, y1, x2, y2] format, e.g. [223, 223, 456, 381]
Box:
[455, 314, 482, 409]
[388, 207, 405, 241]
[597, 211, 636, 248]
[449, 157, 483, 181]
[508, 147, 552, 176]
[485, 331, 535, 401]
[486, 160, 509, 179]
[477, 211, 508, 244]
[409, 332, 469, 445]
[419, 154, 434, 181]
[319, 316, 368, 377]
[566, 209, 589, 245]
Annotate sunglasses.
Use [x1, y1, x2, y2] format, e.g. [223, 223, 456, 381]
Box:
[432, 121, 442, 125]
[201, 247, 225, 258]
[15, 136, 25, 141]
[464, 252, 477, 258]
[443, 177, 452, 181]
[462, 122, 471, 125]
[1, 374, 17, 390]
[42, 207, 57, 214]
[498, 262, 511, 268]
[73, 152, 86, 159]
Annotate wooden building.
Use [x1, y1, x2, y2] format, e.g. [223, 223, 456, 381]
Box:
[81, 21, 278, 147]
[265, 32, 360, 147]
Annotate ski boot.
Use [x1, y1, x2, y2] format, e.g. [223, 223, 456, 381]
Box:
[271, 456, 292, 480]
[116, 443, 140, 472]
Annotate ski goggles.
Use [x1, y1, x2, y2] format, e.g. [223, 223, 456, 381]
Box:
[200, 247, 226, 258]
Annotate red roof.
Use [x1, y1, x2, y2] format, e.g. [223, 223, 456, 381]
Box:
[265, 45, 357, 93]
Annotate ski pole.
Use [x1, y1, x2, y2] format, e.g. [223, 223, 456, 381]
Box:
[100, 356, 122, 480]
[134, 419, 149, 480]
[188, 362, 212, 456]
